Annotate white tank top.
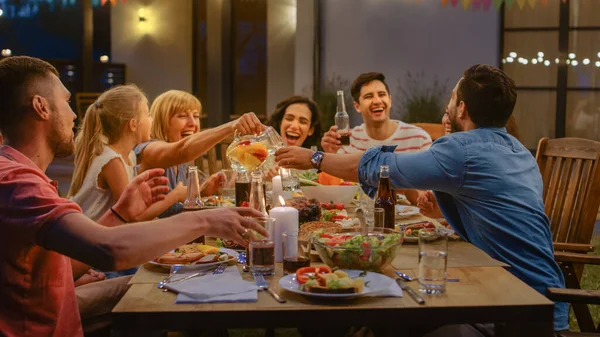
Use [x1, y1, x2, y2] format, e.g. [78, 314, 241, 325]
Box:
[71, 146, 136, 221]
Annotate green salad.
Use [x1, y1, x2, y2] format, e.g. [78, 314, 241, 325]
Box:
[312, 231, 403, 272]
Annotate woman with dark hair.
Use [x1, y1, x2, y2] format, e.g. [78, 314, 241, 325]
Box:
[266, 95, 322, 149]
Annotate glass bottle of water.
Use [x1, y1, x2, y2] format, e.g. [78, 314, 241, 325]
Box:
[335, 90, 350, 146]
[183, 166, 205, 244]
[249, 171, 269, 219]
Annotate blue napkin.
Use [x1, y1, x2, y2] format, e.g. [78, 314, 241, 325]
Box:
[165, 267, 258, 303]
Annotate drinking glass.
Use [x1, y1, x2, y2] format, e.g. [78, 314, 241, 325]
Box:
[219, 169, 237, 200]
[248, 218, 276, 275]
[279, 168, 299, 192]
[282, 232, 311, 274]
[418, 228, 449, 295]
[372, 208, 385, 232]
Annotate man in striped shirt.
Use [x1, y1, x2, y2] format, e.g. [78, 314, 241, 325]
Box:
[321, 72, 432, 154]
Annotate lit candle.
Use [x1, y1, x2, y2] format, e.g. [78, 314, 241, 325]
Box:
[268, 196, 299, 262]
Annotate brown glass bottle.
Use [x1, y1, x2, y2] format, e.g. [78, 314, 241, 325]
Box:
[374, 165, 396, 230]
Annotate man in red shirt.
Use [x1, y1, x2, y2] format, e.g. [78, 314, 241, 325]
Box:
[0, 56, 267, 337]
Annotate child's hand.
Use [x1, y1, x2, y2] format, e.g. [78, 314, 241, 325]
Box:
[172, 182, 187, 203]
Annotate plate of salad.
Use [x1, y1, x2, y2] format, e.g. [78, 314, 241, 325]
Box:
[279, 268, 394, 299]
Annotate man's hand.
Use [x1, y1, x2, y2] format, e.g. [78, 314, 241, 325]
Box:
[201, 172, 225, 197]
[275, 147, 314, 170]
[321, 125, 349, 153]
[198, 207, 270, 247]
[112, 168, 170, 222]
[232, 112, 264, 135]
[262, 166, 280, 182]
[416, 190, 442, 218]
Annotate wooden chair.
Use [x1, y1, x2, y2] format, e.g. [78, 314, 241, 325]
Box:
[412, 122, 446, 141]
[75, 92, 102, 123]
[536, 137, 600, 333]
[194, 134, 234, 175]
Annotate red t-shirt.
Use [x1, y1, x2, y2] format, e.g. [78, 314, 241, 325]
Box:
[0, 146, 83, 337]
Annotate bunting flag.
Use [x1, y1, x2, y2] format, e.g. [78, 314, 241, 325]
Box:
[493, 0, 504, 9]
[505, 0, 515, 8]
[441, 0, 449, 6]
[527, 0, 536, 7]
[482, 0, 493, 10]
[451, 0, 460, 7]
[472, 0, 482, 10]
[540, 0, 548, 5]
[516, 0, 526, 9]
[463, 0, 472, 10]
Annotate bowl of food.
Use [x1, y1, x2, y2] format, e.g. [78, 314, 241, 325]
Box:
[311, 228, 403, 272]
[300, 185, 359, 206]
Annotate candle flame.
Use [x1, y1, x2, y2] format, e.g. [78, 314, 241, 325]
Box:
[278, 195, 286, 206]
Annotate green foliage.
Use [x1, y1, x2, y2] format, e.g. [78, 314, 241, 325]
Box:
[305, 74, 354, 132]
[569, 235, 600, 332]
[396, 71, 449, 124]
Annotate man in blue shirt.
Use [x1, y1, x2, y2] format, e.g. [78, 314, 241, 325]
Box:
[275, 64, 568, 332]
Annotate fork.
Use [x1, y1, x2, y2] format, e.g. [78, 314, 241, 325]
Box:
[158, 263, 226, 291]
[253, 273, 286, 303]
[157, 265, 182, 289]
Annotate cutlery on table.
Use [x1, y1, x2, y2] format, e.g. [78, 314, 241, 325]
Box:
[158, 262, 227, 291]
[253, 273, 286, 303]
[395, 271, 414, 282]
[396, 279, 425, 305]
[157, 265, 182, 289]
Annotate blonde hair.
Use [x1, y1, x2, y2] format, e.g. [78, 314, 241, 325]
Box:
[68, 84, 147, 197]
[150, 90, 202, 142]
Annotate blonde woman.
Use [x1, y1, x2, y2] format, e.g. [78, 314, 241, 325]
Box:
[134, 90, 264, 217]
[69, 85, 182, 221]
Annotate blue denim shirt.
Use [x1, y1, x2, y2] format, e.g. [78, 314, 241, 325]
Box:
[358, 127, 568, 331]
[134, 140, 186, 218]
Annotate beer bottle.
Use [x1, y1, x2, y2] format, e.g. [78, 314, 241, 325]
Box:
[374, 165, 396, 230]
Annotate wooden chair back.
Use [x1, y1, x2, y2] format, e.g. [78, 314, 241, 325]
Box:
[536, 137, 600, 248]
[412, 123, 446, 141]
[195, 134, 235, 175]
[75, 92, 102, 122]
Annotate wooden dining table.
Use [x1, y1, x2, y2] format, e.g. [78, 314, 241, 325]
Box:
[113, 238, 555, 336]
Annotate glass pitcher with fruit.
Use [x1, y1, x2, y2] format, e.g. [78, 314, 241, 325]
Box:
[226, 126, 285, 174]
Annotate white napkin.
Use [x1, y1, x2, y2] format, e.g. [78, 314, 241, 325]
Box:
[165, 267, 258, 303]
[370, 282, 403, 297]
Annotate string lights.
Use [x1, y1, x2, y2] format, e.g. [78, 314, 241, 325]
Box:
[502, 51, 600, 68]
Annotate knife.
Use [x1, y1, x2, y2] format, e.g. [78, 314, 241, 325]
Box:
[396, 279, 425, 305]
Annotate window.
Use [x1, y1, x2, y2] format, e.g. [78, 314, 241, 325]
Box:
[501, 0, 600, 148]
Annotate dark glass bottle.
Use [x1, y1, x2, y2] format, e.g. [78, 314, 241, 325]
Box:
[374, 165, 396, 230]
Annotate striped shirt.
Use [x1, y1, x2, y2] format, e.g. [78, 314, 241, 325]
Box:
[341, 120, 432, 154]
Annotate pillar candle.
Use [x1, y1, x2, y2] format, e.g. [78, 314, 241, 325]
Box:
[271, 175, 283, 205]
[268, 205, 299, 262]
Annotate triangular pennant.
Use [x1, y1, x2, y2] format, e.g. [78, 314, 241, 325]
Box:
[110, 0, 117, 5]
[540, 0, 548, 5]
[482, 0, 493, 10]
[516, 0, 526, 9]
[100, 0, 108, 5]
[473, 0, 482, 10]
[493, 0, 504, 9]
[527, 0, 536, 7]
[441, 0, 449, 6]
[463, 0, 472, 10]
[451, 0, 460, 7]
[505, 0, 515, 8]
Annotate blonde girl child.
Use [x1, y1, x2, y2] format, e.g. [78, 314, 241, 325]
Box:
[69, 85, 183, 222]
[134, 90, 264, 218]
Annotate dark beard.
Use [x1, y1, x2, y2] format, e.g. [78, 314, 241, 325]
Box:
[50, 108, 75, 158]
[449, 111, 462, 133]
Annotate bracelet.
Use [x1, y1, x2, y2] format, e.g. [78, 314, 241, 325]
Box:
[110, 207, 128, 223]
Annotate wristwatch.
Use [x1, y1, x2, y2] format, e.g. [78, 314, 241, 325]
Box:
[311, 151, 324, 170]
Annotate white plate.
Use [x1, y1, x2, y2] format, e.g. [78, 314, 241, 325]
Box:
[148, 247, 239, 270]
[395, 205, 420, 219]
[278, 269, 394, 299]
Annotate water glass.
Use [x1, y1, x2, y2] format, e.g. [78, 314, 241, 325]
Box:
[279, 168, 299, 191]
[418, 228, 449, 295]
[219, 169, 237, 199]
[248, 218, 275, 275]
[282, 232, 311, 275]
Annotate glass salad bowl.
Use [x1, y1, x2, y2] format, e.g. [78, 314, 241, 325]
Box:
[311, 228, 404, 272]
